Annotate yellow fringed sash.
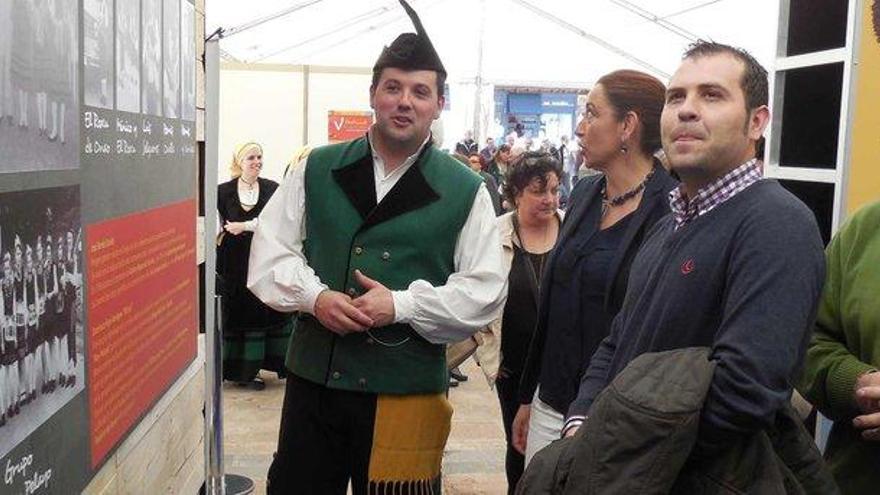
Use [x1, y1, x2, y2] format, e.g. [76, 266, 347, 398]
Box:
[367, 393, 452, 494]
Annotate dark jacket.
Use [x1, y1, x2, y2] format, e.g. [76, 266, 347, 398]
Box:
[479, 171, 503, 216]
[518, 162, 678, 408]
[216, 177, 287, 329]
[517, 348, 838, 495]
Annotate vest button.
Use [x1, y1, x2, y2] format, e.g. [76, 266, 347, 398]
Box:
[332, 371, 341, 380]
[354, 246, 364, 255]
[366, 337, 374, 345]
[358, 378, 367, 387]
[347, 287, 357, 297]
[381, 251, 391, 261]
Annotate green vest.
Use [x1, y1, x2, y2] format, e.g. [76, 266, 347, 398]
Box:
[287, 136, 482, 394]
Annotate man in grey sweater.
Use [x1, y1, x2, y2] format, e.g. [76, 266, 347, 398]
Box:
[563, 41, 826, 457]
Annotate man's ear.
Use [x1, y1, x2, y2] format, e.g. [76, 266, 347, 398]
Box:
[434, 96, 445, 119]
[748, 105, 770, 140]
[369, 85, 377, 110]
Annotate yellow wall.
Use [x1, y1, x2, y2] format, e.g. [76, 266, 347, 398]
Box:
[847, 0, 880, 213]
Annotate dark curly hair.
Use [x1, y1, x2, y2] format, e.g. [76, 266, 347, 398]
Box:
[502, 151, 562, 206]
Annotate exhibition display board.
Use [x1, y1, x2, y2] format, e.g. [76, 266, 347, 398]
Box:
[0, 1, 198, 493]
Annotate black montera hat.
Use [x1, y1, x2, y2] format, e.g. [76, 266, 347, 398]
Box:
[373, 0, 446, 77]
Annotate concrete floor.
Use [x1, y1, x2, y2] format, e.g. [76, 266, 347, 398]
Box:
[223, 359, 508, 494]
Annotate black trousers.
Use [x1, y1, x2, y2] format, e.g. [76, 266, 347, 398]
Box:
[267, 374, 376, 494]
[267, 374, 441, 495]
[495, 373, 525, 495]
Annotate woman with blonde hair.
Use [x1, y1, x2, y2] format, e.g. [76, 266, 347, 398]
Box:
[217, 142, 289, 390]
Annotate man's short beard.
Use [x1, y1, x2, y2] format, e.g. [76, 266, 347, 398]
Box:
[375, 121, 425, 150]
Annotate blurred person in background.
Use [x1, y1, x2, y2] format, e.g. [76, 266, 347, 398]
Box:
[480, 136, 497, 164]
[467, 153, 503, 216]
[486, 143, 512, 189]
[456, 129, 478, 155]
[217, 142, 290, 390]
[557, 135, 577, 207]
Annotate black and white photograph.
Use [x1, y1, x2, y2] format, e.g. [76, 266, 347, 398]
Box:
[142, 0, 162, 117]
[163, 0, 180, 119]
[0, 0, 79, 174]
[83, 0, 113, 110]
[0, 186, 84, 461]
[181, 0, 196, 121]
[116, 0, 140, 113]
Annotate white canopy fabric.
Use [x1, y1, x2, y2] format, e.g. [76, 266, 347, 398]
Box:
[207, 0, 780, 88]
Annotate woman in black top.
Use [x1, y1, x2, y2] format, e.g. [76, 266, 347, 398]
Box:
[479, 152, 562, 494]
[217, 142, 290, 390]
[511, 70, 678, 463]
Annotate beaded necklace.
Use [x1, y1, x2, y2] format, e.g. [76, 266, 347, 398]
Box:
[601, 169, 654, 216]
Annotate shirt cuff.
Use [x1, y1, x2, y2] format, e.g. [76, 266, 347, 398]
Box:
[391, 290, 415, 324]
[827, 359, 878, 417]
[562, 416, 586, 437]
[302, 280, 328, 315]
[243, 218, 259, 232]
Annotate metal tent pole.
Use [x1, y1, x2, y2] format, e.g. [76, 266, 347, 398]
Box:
[221, 0, 327, 39]
[201, 34, 254, 495]
[472, 0, 486, 142]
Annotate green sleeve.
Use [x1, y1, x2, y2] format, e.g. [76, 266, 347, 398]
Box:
[798, 217, 876, 421]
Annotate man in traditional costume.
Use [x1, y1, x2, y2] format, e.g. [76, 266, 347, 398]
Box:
[247, 1, 507, 492]
[0, 252, 14, 424]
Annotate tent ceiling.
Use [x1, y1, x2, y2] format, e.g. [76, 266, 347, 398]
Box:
[207, 0, 780, 88]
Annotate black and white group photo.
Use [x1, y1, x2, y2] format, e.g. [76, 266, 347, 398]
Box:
[116, 0, 141, 114]
[0, 0, 78, 173]
[181, 0, 196, 122]
[163, 0, 181, 119]
[83, 0, 113, 110]
[142, 0, 163, 117]
[0, 186, 84, 461]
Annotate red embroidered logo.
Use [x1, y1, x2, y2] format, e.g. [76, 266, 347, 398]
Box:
[680, 259, 695, 275]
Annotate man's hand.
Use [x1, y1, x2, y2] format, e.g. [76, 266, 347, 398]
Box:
[351, 270, 395, 327]
[224, 221, 246, 235]
[314, 290, 373, 335]
[855, 371, 880, 413]
[854, 371, 880, 441]
[512, 404, 531, 454]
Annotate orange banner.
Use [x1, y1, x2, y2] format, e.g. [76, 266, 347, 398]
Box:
[86, 199, 198, 467]
[328, 110, 373, 144]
